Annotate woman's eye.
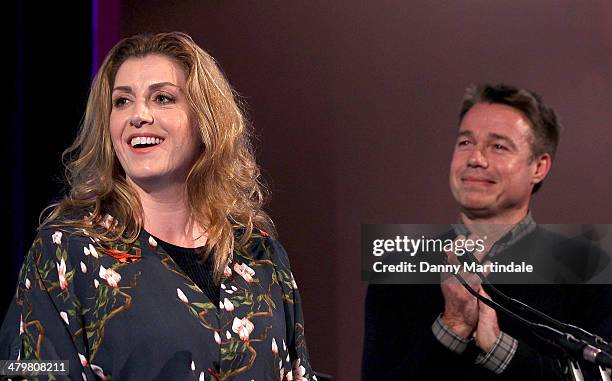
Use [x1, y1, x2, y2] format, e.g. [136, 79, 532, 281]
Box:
[155, 94, 175, 104]
[113, 97, 129, 108]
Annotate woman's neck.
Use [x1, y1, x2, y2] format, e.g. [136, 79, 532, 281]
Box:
[128, 177, 207, 248]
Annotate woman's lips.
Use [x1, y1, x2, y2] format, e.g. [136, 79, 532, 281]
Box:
[127, 139, 164, 154]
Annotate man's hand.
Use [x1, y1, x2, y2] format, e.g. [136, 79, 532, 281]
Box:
[474, 288, 500, 352]
[440, 236, 482, 338]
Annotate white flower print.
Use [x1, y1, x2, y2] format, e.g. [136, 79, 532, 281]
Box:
[60, 311, 69, 325]
[232, 316, 255, 342]
[88, 244, 99, 258]
[19, 314, 24, 335]
[191, 361, 195, 371]
[80, 261, 87, 273]
[91, 364, 105, 379]
[292, 358, 307, 381]
[94, 279, 100, 288]
[148, 236, 157, 247]
[224, 265, 232, 277]
[199, 371, 205, 381]
[226, 330, 232, 340]
[177, 288, 189, 303]
[233, 262, 255, 283]
[101, 214, 114, 230]
[56, 258, 67, 290]
[98, 265, 121, 288]
[25, 278, 30, 290]
[223, 298, 234, 311]
[272, 338, 278, 354]
[78, 353, 88, 366]
[214, 331, 221, 345]
[52, 231, 62, 245]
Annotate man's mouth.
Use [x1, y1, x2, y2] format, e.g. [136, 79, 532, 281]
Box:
[461, 176, 496, 185]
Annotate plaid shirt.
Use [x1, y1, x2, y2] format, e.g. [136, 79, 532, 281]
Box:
[432, 212, 535, 374]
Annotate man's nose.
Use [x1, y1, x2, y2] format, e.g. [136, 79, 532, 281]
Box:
[467, 148, 488, 168]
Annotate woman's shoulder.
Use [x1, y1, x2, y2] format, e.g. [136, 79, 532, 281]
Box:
[237, 227, 293, 268]
[35, 210, 120, 256]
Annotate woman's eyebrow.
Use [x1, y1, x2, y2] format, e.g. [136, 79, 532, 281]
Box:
[112, 82, 182, 94]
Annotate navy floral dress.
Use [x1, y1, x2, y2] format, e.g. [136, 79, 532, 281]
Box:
[1, 222, 315, 380]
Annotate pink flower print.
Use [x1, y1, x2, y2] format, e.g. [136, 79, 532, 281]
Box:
[56, 258, 67, 290]
[90, 364, 106, 379]
[78, 353, 88, 366]
[272, 338, 278, 354]
[52, 231, 62, 245]
[224, 265, 232, 277]
[98, 265, 121, 288]
[232, 316, 255, 342]
[233, 263, 255, 283]
[291, 359, 307, 381]
[19, 314, 24, 335]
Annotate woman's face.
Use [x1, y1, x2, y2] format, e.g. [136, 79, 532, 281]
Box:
[109, 54, 202, 191]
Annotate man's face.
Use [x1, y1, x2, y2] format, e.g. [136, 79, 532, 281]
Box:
[449, 103, 544, 219]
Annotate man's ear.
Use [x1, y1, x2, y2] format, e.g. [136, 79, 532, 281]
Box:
[532, 153, 552, 186]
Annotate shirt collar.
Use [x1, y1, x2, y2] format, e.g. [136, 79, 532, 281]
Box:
[452, 211, 536, 258]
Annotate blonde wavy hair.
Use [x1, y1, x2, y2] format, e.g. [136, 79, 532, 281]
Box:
[43, 32, 274, 281]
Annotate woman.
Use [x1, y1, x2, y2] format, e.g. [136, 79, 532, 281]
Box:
[1, 32, 314, 380]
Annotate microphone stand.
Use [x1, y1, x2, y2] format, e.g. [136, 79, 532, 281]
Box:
[463, 251, 612, 381]
[443, 252, 612, 380]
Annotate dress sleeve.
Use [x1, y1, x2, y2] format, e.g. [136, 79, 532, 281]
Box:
[268, 238, 317, 381]
[0, 229, 94, 380]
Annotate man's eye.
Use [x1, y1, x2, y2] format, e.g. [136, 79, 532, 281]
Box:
[113, 97, 129, 108]
[493, 144, 506, 150]
[458, 140, 471, 146]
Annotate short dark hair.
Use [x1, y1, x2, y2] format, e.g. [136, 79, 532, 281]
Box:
[459, 83, 560, 193]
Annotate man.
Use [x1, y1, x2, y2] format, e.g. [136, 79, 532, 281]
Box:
[362, 84, 611, 380]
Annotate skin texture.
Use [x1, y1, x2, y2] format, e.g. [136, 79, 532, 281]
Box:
[442, 103, 552, 352]
[109, 54, 207, 247]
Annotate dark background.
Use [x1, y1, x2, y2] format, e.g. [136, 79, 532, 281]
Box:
[6, 1, 611, 380]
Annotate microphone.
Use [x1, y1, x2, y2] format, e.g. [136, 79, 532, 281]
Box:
[441, 250, 612, 371]
[462, 249, 612, 355]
